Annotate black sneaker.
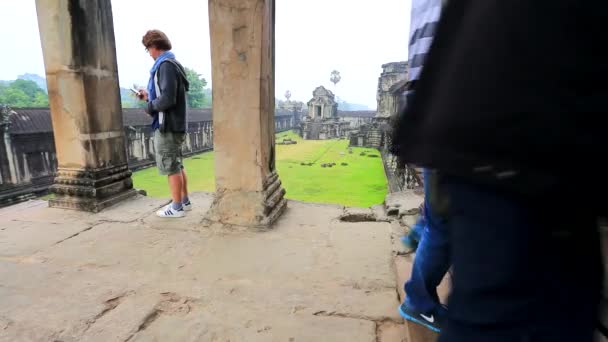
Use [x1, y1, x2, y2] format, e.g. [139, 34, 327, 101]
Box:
[398, 302, 441, 333]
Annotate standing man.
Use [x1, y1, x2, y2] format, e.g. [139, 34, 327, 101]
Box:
[138, 30, 192, 218]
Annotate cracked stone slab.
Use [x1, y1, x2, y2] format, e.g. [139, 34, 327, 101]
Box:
[0, 219, 93, 257]
[378, 321, 408, 342]
[0, 195, 168, 225]
[325, 222, 395, 290]
[0, 200, 47, 218]
[33, 222, 204, 277]
[278, 200, 344, 226]
[0, 195, 403, 341]
[0, 269, 135, 342]
[130, 308, 376, 342]
[309, 288, 401, 322]
[75, 292, 166, 342]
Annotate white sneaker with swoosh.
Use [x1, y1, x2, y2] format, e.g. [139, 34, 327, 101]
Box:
[420, 313, 435, 323]
[398, 302, 441, 333]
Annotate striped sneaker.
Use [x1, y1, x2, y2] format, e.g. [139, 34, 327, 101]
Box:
[183, 201, 193, 211]
[156, 204, 185, 218]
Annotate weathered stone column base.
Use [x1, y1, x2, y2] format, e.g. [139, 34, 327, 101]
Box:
[206, 172, 287, 228]
[48, 165, 137, 213]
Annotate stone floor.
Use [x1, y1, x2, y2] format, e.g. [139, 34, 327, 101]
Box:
[0, 193, 433, 342]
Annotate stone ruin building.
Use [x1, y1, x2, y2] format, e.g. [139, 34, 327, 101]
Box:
[298, 86, 375, 140]
[276, 98, 305, 128]
[348, 62, 408, 149]
[307, 86, 338, 120]
[296, 71, 406, 146]
[373, 61, 423, 191]
[299, 86, 350, 140]
[376, 61, 408, 123]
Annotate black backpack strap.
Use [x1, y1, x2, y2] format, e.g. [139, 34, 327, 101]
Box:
[160, 59, 190, 92]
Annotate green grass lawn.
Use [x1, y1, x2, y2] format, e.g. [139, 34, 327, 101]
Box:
[132, 152, 216, 197]
[131, 130, 388, 207]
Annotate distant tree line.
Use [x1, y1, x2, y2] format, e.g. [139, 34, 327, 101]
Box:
[122, 67, 211, 109]
[0, 80, 48, 107]
[1, 67, 212, 110]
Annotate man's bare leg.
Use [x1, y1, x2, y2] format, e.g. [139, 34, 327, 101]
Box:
[181, 169, 189, 200]
[168, 172, 183, 205]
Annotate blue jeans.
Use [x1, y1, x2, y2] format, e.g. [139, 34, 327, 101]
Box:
[403, 215, 424, 247]
[404, 169, 451, 315]
[438, 176, 601, 341]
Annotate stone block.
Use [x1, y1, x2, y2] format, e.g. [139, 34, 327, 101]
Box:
[339, 207, 376, 222]
[378, 322, 408, 342]
[385, 191, 424, 215]
[372, 204, 388, 222]
[394, 255, 412, 302]
[0, 219, 92, 258]
[401, 214, 418, 228]
[406, 322, 439, 342]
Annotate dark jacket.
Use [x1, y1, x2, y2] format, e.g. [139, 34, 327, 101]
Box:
[392, 0, 608, 206]
[146, 59, 190, 133]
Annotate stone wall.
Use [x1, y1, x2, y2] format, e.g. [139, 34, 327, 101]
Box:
[300, 120, 350, 140]
[376, 62, 408, 120]
[124, 120, 214, 171]
[338, 111, 376, 130]
[340, 116, 374, 129]
[0, 107, 298, 207]
[275, 112, 297, 132]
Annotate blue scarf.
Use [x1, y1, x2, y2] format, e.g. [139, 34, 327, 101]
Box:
[147, 51, 176, 129]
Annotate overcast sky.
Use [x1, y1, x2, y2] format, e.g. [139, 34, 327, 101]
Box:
[0, 0, 411, 109]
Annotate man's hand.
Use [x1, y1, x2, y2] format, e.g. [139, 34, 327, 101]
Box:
[138, 89, 149, 101]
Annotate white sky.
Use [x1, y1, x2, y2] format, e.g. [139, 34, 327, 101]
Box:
[0, 0, 411, 109]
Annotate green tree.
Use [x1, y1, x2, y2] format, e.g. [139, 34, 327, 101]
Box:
[0, 79, 48, 107]
[11, 79, 43, 98]
[184, 68, 208, 108]
[0, 87, 30, 107]
[33, 92, 49, 107]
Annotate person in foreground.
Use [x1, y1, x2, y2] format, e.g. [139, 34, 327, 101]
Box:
[392, 1, 607, 341]
[394, 0, 450, 333]
[137, 30, 191, 218]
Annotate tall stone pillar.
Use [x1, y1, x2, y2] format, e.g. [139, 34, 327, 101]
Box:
[207, 0, 286, 227]
[35, 0, 136, 212]
[0, 106, 17, 184]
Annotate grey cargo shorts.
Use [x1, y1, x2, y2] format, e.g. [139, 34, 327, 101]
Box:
[154, 130, 185, 175]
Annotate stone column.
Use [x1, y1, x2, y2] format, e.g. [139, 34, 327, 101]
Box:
[0, 113, 17, 184]
[141, 133, 148, 159]
[204, 127, 208, 148]
[36, 0, 136, 212]
[207, 0, 286, 227]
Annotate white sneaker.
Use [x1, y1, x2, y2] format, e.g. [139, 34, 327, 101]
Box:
[156, 204, 185, 218]
[183, 202, 193, 211]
